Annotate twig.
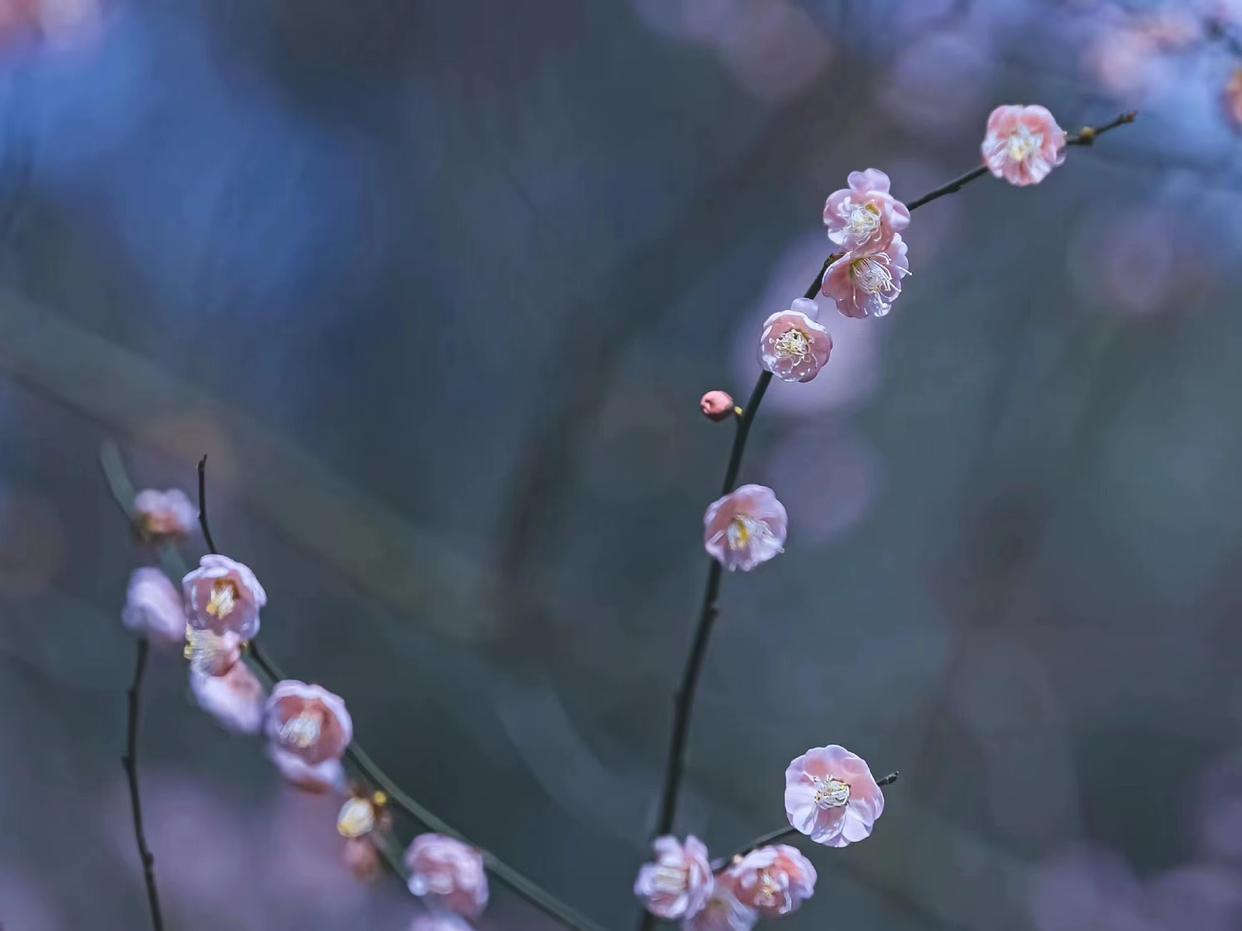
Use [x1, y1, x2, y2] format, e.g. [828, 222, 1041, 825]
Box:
[197, 454, 218, 553]
[638, 112, 1136, 931]
[122, 637, 165, 931]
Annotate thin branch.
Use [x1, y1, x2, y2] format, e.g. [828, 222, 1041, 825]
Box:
[639, 112, 1136, 931]
[189, 453, 608, 931]
[122, 637, 165, 931]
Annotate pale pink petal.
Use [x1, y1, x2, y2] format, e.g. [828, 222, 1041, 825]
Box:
[190, 663, 266, 734]
[404, 834, 489, 919]
[704, 485, 787, 572]
[121, 567, 186, 646]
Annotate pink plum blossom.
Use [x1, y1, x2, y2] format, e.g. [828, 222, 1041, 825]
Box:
[784, 744, 885, 847]
[190, 662, 265, 734]
[703, 484, 787, 572]
[264, 680, 352, 793]
[758, 298, 832, 383]
[132, 488, 196, 538]
[823, 168, 910, 254]
[121, 567, 186, 646]
[700, 390, 736, 422]
[404, 834, 489, 918]
[633, 835, 714, 920]
[821, 236, 910, 319]
[725, 845, 816, 918]
[182, 554, 267, 639]
[981, 104, 1067, 187]
[682, 882, 758, 931]
[185, 627, 243, 677]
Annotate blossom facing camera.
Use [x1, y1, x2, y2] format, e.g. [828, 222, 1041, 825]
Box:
[404, 833, 489, 918]
[190, 662, 266, 734]
[682, 881, 758, 931]
[633, 835, 714, 920]
[182, 554, 267, 639]
[700, 390, 735, 422]
[784, 744, 885, 847]
[759, 298, 832, 383]
[133, 488, 196, 538]
[821, 236, 910, 319]
[725, 845, 816, 918]
[121, 567, 187, 646]
[704, 484, 787, 572]
[823, 168, 910, 254]
[981, 104, 1067, 187]
[264, 680, 352, 793]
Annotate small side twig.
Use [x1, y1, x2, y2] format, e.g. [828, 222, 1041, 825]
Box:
[122, 637, 166, 931]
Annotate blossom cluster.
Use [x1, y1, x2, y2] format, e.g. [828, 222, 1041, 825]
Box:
[118, 487, 491, 927]
[634, 746, 886, 926]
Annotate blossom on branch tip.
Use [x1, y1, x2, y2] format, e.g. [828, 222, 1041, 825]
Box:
[704, 484, 787, 572]
[264, 680, 352, 793]
[404, 833, 489, 918]
[981, 104, 1067, 187]
[759, 298, 832, 382]
[634, 835, 714, 920]
[182, 554, 267, 639]
[700, 390, 736, 422]
[121, 567, 187, 646]
[725, 845, 816, 917]
[682, 882, 757, 931]
[823, 168, 910, 255]
[132, 488, 196, 538]
[190, 661, 265, 734]
[784, 744, 885, 847]
[821, 236, 910, 319]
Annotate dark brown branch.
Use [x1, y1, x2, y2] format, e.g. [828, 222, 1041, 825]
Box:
[640, 112, 1135, 931]
[191, 454, 607, 931]
[122, 637, 166, 931]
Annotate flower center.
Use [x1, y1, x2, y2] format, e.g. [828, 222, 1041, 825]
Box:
[651, 864, 690, 893]
[755, 870, 785, 907]
[280, 710, 323, 749]
[851, 255, 895, 294]
[773, 327, 810, 362]
[810, 774, 851, 809]
[1006, 125, 1043, 163]
[847, 201, 882, 240]
[205, 580, 238, 618]
[726, 515, 774, 551]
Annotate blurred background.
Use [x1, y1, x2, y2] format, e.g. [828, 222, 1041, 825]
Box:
[3, 0, 1242, 928]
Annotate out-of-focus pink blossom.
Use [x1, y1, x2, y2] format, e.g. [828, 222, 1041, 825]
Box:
[342, 837, 383, 883]
[336, 796, 377, 839]
[121, 567, 186, 646]
[1224, 69, 1242, 130]
[700, 390, 736, 422]
[821, 236, 910, 318]
[1029, 845, 1159, 931]
[633, 835, 714, 920]
[182, 554, 267, 639]
[185, 627, 243, 677]
[264, 681, 352, 793]
[133, 488, 196, 538]
[404, 834, 489, 918]
[758, 298, 832, 383]
[190, 662, 265, 734]
[823, 169, 909, 255]
[703, 484, 787, 572]
[725, 845, 816, 918]
[784, 744, 885, 847]
[981, 104, 1067, 187]
[408, 914, 474, 931]
[682, 881, 758, 931]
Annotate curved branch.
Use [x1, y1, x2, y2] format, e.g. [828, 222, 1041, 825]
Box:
[122, 637, 166, 931]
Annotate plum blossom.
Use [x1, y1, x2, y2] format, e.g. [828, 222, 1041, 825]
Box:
[823, 168, 909, 254]
[185, 627, 243, 677]
[190, 662, 265, 734]
[704, 484, 787, 572]
[821, 235, 910, 319]
[264, 680, 352, 793]
[132, 488, 196, 538]
[784, 744, 885, 847]
[700, 390, 736, 422]
[682, 882, 758, 931]
[121, 567, 186, 646]
[634, 835, 714, 920]
[725, 845, 816, 918]
[182, 554, 267, 639]
[759, 298, 832, 383]
[981, 104, 1067, 187]
[404, 834, 489, 918]
[337, 796, 378, 839]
